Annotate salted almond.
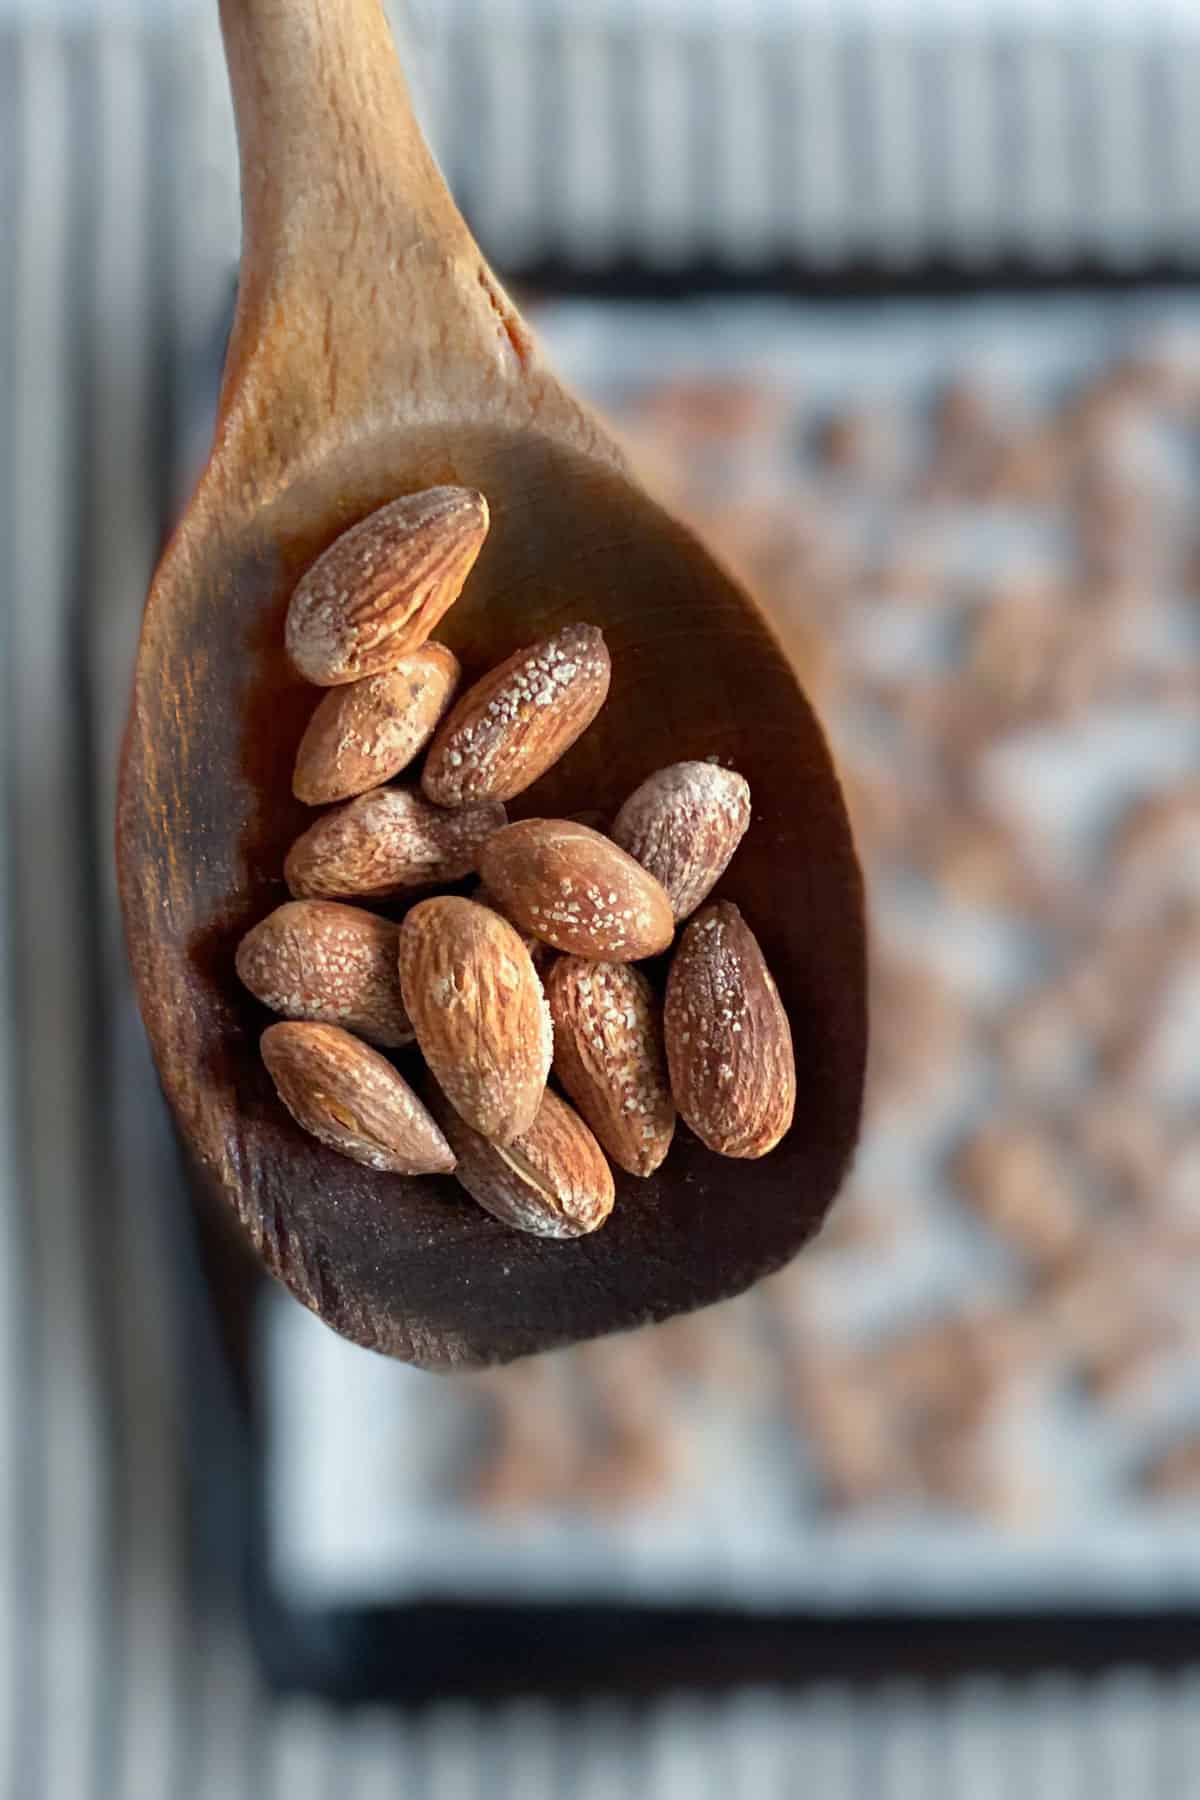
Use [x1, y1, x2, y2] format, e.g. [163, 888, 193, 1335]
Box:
[398, 897, 551, 1143]
[422, 622, 610, 807]
[428, 1083, 615, 1239]
[293, 642, 460, 804]
[479, 819, 674, 961]
[284, 787, 505, 901]
[612, 760, 751, 921]
[545, 958, 674, 1176]
[285, 487, 488, 685]
[260, 1021, 454, 1174]
[664, 901, 795, 1158]
[236, 901, 411, 1047]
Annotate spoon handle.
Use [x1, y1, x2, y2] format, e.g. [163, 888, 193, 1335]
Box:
[215, 0, 594, 486]
[219, 0, 459, 285]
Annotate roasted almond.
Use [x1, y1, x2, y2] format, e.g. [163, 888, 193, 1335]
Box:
[428, 1083, 615, 1239]
[422, 622, 610, 807]
[664, 901, 795, 1158]
[612, 760, 751, 921]
[260, 1021, 454, 1174]
[285, 487, 488, 685]
[479, 819, 674, 961]
[236, 900, 412, 1047]
[292, 642, 460, 804]
[486, 810, 607, 889]
[284, 787, 505, 900]
[545, 958, 675, 1176]
[398, 897, 551, 1143]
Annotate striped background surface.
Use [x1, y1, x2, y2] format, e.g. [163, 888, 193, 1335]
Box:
[21, 0, 1200, 278]
[423, 0, 1200, 273]
[4, 6, 1200, 1795]
[419, 3, 1200, 274]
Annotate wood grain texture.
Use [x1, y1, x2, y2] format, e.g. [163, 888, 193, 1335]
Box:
[116, 0, 866, 1367]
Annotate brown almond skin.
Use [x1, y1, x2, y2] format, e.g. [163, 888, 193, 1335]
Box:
[472, 880, 553, 972]
[236, 901, 412, 1047]
[261, 1022, 454, 1174]
[428, 1083, 615, 1239]
[546, 958, 675, 1176]
[284, 788, 506, 901]
[479, 820, 674, 961]
[664, 901, 796, 1158]
[612, 760, 751, 922]
[422, 622, 610, 807]
[293, 643, 460, 805]
[285, 487, 488, 685]
[398, 897, 552, 1144]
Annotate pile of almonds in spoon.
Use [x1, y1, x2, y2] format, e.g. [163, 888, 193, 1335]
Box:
[236, 485, 797, 1239]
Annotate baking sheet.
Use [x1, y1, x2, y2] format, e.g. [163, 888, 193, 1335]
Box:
[263, 295, 1200, 1612]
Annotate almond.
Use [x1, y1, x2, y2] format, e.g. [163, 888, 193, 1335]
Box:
[664, 901, 795, 1158]
[479, 820, 674, 961]
[545, 958, 675, 1176]
[285, 487, 488, 685]
[398, 897, 551, 1143]
[236, 901, 412, 1047]
[284, 787, 505, 901]
[422, 622, 610, 807]
[292, 643, 460, 804]
[427, 1083, 615, 1239]
[260, 1021, 454, 1174]
[611, 760, 751, 921]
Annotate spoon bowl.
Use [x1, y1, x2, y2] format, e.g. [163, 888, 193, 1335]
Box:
[117, 0, 866, 1367]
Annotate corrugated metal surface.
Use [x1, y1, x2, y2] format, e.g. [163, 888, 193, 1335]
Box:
[3, 8, 1200, 1795]
[17, 3, 1200, 276]
[408, 3, 1200, 273]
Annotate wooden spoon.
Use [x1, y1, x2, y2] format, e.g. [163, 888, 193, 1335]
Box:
[117, 0, 866, 1369]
